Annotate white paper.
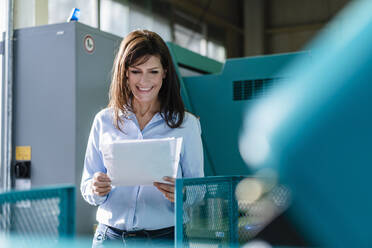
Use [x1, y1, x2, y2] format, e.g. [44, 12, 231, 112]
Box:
[101, 137, 183, 186]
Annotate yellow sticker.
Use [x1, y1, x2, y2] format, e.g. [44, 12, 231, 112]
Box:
[15, 146, 31, 161]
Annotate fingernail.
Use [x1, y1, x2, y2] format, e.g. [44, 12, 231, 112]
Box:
[163, 176, 168, 180]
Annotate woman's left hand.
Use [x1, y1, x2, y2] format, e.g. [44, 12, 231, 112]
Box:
[154, 177, 175, 202]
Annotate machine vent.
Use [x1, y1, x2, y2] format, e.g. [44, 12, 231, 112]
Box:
[233, 78, 281, 101]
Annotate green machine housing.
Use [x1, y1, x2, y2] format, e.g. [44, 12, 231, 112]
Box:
[167, 42, 305, 176]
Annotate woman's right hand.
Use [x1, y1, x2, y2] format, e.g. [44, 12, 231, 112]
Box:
[91, 172, 112, 196]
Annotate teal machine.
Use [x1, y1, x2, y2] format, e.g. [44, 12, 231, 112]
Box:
[167, 43, 305, 176]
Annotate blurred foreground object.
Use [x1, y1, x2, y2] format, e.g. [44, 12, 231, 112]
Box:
[240, 0, 372, 247]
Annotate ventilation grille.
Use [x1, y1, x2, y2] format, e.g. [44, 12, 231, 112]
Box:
[233, 78, 283, 101]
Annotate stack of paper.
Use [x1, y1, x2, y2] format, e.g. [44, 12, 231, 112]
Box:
[101, 137, 183, 186]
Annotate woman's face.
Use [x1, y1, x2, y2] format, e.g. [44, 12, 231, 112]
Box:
[127, 55, 166, 104]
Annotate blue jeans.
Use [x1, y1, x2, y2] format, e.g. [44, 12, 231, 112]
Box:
[92, 223, 174, 248]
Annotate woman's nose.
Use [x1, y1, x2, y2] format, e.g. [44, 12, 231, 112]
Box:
[139, 73, 151, 84]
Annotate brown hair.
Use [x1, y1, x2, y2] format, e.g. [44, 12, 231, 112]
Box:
[108, 30, 185, 131]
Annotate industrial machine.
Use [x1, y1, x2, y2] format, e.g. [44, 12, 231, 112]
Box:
[9, 22, 121, 234]
[167, 42, 305, 176]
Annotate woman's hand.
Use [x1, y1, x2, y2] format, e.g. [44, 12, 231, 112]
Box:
[91, 172, 112, 196]
[154, 177, 175, 202]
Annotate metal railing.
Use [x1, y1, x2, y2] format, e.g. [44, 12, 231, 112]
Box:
[175, 176, 290, 247]
[0, 185, 75, 246]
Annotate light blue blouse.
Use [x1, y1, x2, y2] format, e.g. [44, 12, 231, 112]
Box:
[80, 108, 204, 231]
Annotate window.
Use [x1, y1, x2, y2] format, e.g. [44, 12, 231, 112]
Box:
[174, 24, 204, 55]
[207, 40, 226, 62]
[100, 0, 129, 37]
[48, 0, 225, 61]
[128, 4, 171, 41]
[100, 0, 171, 40]
[50, 0, 225, 59]
[174, 23, 226, 62]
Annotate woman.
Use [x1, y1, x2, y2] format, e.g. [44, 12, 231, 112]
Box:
[80, 30, 204, 247]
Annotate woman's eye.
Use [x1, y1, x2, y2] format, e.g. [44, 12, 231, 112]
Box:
[130, 70, 141, 74]
[151, 71, 159, 74]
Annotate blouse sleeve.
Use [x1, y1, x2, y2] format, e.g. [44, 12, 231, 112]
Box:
[180, 114, 204, 178]
[80, 114, 108, 206]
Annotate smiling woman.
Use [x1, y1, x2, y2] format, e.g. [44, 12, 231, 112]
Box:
[80, 30, 204, 247]
[109, 30, 186, 132]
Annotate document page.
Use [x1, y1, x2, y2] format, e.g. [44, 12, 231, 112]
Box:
[101, 137, 183, 186]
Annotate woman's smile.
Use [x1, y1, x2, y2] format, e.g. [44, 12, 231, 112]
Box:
[136, 86, 154, 93]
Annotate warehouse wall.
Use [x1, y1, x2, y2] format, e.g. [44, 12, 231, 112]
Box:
[244, 0, 351, 56]
[266, 0, 350, 54]
[3, 0, 356, 63]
